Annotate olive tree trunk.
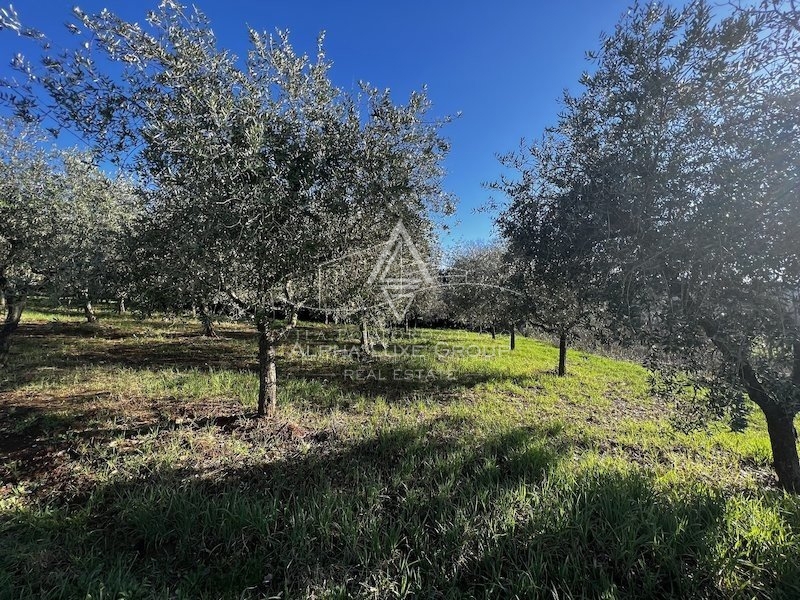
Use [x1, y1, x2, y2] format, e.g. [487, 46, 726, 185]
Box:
[199, 302, 217, 337]
[744, 365, 800, 492]
[253, 307, 299, 418]
[557, 332, 567, 377]
[761, 403, 800, 492]
[510, 325, 516, 351]
[84, 297, 97, 323]
[0, 292, 27, 368]
[758, 337, 800, 492]
[257, 322, 278, 417]
[702, 319, 800, 492]
[360, 320, 373, 355]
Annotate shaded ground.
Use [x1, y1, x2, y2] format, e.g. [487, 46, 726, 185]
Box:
[0, 388, 330, 501]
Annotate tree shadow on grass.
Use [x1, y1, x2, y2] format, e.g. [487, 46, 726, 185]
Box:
[2, 418, 556, 598]
[2, 322, 514, 405]
[0, 392, 255, 488]
[2, 411, 799, 599]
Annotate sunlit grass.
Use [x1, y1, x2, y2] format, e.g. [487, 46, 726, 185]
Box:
[0, 307, 798, 599]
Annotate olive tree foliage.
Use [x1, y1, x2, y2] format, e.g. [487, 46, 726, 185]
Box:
[442, 243, 516, 340]
[0, 120, 58, 366]
[0, 3, 453, 415]
[493, 128, 609, 375]
[730, 0, 800, 67]
[314, 220, 442, 355]
[126, 209, 228, 337]
[0, 118, 137, 364]
[500, 1, 800, 490]
[404, 264, 448, 329]
[47, 154, 140, 322]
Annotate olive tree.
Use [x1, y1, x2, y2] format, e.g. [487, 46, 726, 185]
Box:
[1, 3, 452, 415]
[493, 129, 609, 375]
[500, 1, 800, 490]
[319, 219, 442, 355]
[0, 118, 136, 363]
[46, 153, 140, 322]
[442, 242, 515, 340]
[0, 119, 59, 366]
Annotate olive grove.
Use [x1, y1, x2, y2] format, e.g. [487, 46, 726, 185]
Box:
[497, 1, 800, 490]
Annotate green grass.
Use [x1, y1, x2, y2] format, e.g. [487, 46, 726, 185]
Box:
[1, 306, 799, 599]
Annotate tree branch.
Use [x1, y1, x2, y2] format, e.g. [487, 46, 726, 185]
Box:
[699, 316, 781, 413]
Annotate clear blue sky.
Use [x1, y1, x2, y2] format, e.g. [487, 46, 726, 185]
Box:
[2, 1, 643, 245]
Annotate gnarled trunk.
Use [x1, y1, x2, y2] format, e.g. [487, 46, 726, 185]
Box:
[257, 323, 277, 417]
[761, 403, 800, 493]
[199, 303, 217, 337]
[702, 318, 800, 492]
[0, 292, 27, 368]
[741, 356, 800, 492]
[117, 296, 126, 314]
[491, 324, 496, 340]
[558, 332, 567, 377]
[510, 325, 516, 351]
[84, 297, 97, 323]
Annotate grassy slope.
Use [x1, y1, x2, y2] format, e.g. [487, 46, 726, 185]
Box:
[1, 306, 799, 599]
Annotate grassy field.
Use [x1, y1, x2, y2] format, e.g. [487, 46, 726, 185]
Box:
[1, 306, 799, 599]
